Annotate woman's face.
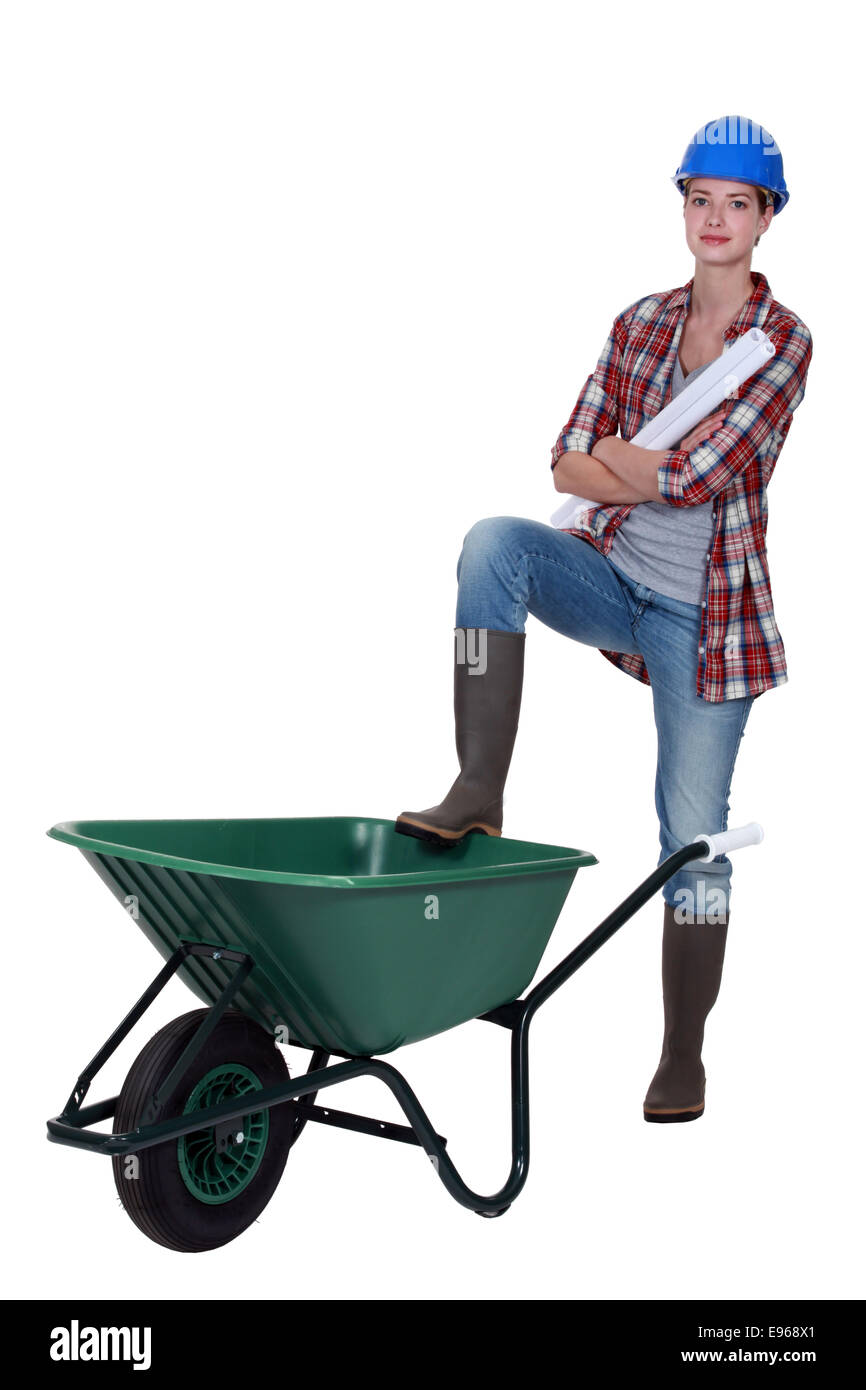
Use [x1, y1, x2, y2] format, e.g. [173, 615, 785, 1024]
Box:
[683, 177, 773, 263]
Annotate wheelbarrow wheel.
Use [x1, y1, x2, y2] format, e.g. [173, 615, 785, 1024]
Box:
[111, 1008, 294, 1253]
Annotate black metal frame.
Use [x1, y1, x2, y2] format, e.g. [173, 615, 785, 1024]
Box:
[47, 841, 709, 1216]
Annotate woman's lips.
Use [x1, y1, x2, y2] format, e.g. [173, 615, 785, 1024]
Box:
[701, 236, 730, 245]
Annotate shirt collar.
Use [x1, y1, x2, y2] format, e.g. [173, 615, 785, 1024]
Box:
[674, 270, 774, 339]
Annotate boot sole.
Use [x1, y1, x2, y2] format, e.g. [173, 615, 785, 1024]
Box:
[393, 815, 501, 848]
[643, 1103, 705, 1124]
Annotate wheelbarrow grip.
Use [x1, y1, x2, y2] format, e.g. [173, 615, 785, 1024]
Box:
[695, 821, 764, 863]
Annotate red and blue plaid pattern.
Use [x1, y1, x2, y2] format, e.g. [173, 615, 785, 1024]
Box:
[550, 271, 813, 701]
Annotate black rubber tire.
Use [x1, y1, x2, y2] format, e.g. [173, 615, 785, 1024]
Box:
[112, 1008, 294, 1253]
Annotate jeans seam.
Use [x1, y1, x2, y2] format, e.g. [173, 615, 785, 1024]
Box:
[513, 550, 636, 648]
[515, 550, 634, 612]
[517, 547, 633, 603]
[717, 699, 752, 842]
[630, 598, 649, 633]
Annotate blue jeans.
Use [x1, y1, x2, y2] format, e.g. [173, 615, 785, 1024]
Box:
[454, 517, 753, 918]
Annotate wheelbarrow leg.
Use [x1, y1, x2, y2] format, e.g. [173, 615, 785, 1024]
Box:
[289, 1048, 330, 1146]
[352, 1038, 531, 1217]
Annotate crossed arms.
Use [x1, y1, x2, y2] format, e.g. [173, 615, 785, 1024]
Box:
[550, 314, 813, 510]
[552, 407, 730, 504]
[552, 437, 668, 504]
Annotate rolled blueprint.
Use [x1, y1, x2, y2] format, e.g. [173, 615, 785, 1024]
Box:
[550, 326, 776, 530]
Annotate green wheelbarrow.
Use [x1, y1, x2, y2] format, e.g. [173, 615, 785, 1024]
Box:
[45, 814, 762, 1251]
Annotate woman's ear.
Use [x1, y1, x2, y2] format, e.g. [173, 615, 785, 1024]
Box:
[754, 201, 774, 249]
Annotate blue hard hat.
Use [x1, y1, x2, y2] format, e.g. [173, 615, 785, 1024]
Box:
[672, 115, 789, 214]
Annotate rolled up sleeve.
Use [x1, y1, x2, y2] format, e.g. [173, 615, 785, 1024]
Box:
[550, 311, 629, 471]
[657, 319, 813, 506]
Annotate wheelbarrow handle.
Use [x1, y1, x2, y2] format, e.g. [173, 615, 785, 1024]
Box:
[695, 821, 764, 863]
[521, 823, 765, 1024]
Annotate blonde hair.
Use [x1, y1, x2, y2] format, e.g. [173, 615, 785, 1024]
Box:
[683, 178, 773, 248]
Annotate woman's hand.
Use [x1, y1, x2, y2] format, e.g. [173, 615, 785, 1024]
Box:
[677, 409, 727, 453]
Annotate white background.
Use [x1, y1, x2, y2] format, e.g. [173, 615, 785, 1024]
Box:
[2, 0, 861, 1301]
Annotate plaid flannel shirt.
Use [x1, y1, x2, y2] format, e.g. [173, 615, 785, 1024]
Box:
[550, 270, 813, 701]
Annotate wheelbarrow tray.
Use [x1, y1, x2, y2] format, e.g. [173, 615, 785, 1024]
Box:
[48, 816, 596, 1056]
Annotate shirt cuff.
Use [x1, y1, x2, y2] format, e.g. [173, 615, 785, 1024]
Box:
[551, 428, 599, 470]
[656, 448, 691, 506]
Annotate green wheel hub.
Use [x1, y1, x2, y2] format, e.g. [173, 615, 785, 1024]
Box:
[177, 1063, 269, 1204]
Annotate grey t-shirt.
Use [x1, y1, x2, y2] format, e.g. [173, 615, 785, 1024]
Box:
[608, 354, 715, 604]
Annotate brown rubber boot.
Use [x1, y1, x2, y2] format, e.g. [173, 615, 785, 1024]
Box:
[394, 628, 526, 847]
[643, 902, 729, 1123]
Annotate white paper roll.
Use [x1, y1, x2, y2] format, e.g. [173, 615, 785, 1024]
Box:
[550, 327, 776, 530]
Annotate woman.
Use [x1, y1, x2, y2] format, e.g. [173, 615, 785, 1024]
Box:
[394, 115, 813, 1123]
